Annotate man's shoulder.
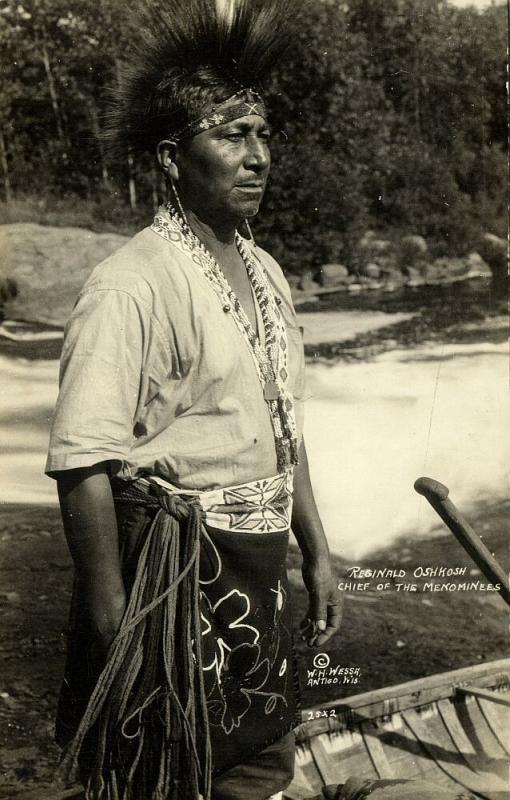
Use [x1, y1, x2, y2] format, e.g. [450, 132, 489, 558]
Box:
[81, 224, 190, 306]
[84, 226, 167, 286]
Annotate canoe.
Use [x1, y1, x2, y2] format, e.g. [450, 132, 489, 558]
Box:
[284, 658, 510, 800]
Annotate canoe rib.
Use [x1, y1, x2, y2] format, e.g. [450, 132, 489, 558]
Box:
[476, 699, 510, 756]
[402, 707, 508, 798]
[360, 722, 394, 779]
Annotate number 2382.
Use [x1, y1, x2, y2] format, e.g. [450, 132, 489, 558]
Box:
[307, 709, 337, 720]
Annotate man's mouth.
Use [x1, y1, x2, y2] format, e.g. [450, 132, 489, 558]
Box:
[236, 182, 265, 191]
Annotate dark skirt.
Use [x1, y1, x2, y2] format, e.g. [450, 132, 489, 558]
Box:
[56, 498, 300, 787]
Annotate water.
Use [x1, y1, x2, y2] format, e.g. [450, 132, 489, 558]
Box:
[303, 340, 508, 559]
[306, 276, 495, 317]
[1, 278, 506, 559]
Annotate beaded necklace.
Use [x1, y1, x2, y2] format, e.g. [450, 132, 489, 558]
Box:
[151, 204, 299, 473]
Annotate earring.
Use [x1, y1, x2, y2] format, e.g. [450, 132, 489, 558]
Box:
[170, 178, 187, 223]
[244, 218, 256, 247]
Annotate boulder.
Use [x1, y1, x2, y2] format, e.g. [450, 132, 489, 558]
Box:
[478, 233, 507, 293]
[375, 256, 402, 277]
[358, 262, 381, 280]
[446, 257, 469, 277]
[403, 266, 424, 286]
[465, 252, 491, 278]
[399, 234, 428, 267]
[382, 269, 406, 286]
[0, 223, 128, 326]
[298, 270, 321, 294]
[318, 262, 350, 287]
[424, 257, 468, 281]
[285, 273, 301, 290]
[356, 230, 394, 261]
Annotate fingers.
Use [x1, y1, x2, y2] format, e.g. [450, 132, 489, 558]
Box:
[300, 618, 322, 647]
[300, 595, 342, 647]
[300, 611, 339, 647]
[309, 586, 328, 627]
[314, 607, 342, 647]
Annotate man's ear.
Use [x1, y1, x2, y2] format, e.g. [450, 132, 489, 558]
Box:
[157, 140, 179, 180]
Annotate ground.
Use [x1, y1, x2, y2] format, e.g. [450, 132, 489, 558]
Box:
[0, 499, 508, 799]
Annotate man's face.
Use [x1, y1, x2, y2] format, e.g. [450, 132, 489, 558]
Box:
[174, 114, 271, 225]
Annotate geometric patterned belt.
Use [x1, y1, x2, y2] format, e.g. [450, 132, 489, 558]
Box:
[139, 471, 293, 534]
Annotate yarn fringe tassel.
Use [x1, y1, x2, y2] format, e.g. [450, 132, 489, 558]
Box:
[57, 498, 212, 800]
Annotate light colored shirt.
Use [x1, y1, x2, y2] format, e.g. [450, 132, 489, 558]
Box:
[46, 210, 305, 490]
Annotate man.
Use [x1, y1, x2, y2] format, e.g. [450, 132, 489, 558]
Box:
[46, 2, 342, 798]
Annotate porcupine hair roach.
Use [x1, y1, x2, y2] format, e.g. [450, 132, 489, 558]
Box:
[104, 0, 297, 159]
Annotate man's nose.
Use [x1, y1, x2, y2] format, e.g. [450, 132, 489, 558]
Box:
[245, 138, 270, 171]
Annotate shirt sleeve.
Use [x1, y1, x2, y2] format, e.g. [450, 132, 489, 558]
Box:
[45, 286, 154, 477]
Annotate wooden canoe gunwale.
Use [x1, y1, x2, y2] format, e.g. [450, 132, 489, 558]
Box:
[287, 660, 510, 800]
[296, 658, 510, 742]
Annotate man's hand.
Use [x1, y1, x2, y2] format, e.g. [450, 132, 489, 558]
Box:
[300, 556, 343, 648]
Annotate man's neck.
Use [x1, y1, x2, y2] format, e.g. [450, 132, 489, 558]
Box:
[185, 208, 239, 255]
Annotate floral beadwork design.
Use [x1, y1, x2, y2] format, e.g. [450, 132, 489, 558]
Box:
[199, 571, 290, 736]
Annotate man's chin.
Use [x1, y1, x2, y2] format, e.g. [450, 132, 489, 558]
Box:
[235, 198, 262, 219]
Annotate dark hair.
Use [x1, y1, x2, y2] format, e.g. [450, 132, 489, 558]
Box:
[141, 66, 241, 152]
[103, 0, 296, 159]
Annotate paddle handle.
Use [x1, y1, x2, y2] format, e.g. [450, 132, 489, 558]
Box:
[414, 477, 510, 606]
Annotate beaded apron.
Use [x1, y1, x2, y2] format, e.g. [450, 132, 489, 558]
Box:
[56, 474, 300, 795]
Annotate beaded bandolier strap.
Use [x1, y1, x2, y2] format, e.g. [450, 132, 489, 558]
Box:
[151, 206, 299, 472]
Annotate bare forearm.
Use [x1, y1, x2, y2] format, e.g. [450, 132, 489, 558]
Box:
[57, 463, 126, 648]
[291, 439, 330, 563]
[292, 439, 342, 646]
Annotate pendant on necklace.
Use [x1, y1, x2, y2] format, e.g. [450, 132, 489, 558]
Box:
[263, 381, 280, 401]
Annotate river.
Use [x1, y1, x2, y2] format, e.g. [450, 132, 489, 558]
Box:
[1, 305, 506, 558]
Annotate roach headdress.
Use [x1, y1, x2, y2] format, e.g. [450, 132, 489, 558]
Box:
[106, 0, 296, 157]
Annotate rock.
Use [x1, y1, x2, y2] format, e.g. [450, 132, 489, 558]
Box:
[399, 234, 428, 266]
[285, 273, 301, 290]
[318, 263, 349, 287]
[465, 251, 491, 278]
[479, 233, 506, 268]
[403, 266, 424, 286]
[374, 256, 402, 277]
[425, 257, 468, 281]
[447, 257, 469, 277]
[298, 270, 321, 293]
[356, 230, 394, 261]
[478, 233, 508, 293]
[358, 262, 381, 279]
[0, 223, 128, 326]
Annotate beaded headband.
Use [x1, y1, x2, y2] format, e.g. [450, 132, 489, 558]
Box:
[173, 89, 267, 141]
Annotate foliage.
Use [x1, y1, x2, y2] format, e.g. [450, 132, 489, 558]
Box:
[0, 0, 506, 272]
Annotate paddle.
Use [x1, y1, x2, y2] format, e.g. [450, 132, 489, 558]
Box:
[414, 477, 510, 606]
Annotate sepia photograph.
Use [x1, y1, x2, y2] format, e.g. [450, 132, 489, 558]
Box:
[0, 0, 508, 798]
